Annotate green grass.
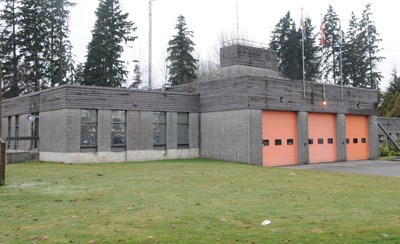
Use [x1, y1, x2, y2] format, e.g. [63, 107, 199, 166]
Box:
[0, 159, 399, 243]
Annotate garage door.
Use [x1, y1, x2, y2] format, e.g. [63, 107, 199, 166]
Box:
[346, 115, 369, 161]
[262, 111, 297, 166]
[308, 113, 337, 163]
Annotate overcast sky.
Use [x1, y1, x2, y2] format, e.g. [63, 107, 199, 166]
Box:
[70, 0, 400, 90]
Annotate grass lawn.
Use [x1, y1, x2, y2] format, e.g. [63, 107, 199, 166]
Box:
[0, 159, 399, 243]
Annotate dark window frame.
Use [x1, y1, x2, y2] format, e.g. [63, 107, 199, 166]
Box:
[353, 138, 358, 144]
[177, 112, 189, 147]
[275, 139, 282, 146]
[7, 116, 11, 149]
[318, 138, 324, 144]
[327, 138, 334, 144]
[111, 110, 126, 148]
[153, 111, 167, 147]
[262, 139, 269, 146]
[287, 139, 294, 145]
[14, 115, 19, 150]
[81, 109, 98, 148]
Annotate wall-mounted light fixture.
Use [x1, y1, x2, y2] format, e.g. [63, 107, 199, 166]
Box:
[322, 99, 328, 106]
[280, 97, 284, 102]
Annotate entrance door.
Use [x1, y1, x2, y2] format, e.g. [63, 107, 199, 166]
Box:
[262, 111, 297, 166]
[346, 115, 369, 161]
[308, 113, 337, 163]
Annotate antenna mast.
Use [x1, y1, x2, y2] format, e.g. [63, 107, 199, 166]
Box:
[148, 0, 154, 88]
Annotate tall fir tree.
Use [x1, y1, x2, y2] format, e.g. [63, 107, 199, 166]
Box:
[167, 15, 197, 86]
[46, 0, 76, 87]
[0, 0, 20, 98]
[387, 68, 400, 94]
[130, 63, 142, 89]
[19, 0, 49, 92]
[82, 0, 136, 87]
[357, 3, 383, 89]
[321, 5, 340, 84]
[269, 12, 301, 79]
[302, 17, 320, 81]
[342, 12, 362, 87]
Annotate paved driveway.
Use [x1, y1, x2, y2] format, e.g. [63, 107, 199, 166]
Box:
[284, 160, 400, 177]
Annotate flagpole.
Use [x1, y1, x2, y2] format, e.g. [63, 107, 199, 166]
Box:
[301, 8, 306, 99]
[321, 14, 326, 100]
[340, 47, 343, 101]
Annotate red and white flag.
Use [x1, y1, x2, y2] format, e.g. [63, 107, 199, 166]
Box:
[320, 18, 326, 46]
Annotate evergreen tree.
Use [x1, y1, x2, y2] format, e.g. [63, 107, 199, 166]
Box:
[269, 12, 301, 79]
[387, 68, 400, 94]
[342, 12, 362, 87]
[357, 3, 383, 89]
[130, 63, 142, 89]
[0, 0, 20, 98]
[167, 15, 197, 86]
[46, 0, 76, 87]
[83, 0, 136, 87]
[321, 5, 340, 84]
[302, 17, 320, 81]
[19, 0, 49, 92]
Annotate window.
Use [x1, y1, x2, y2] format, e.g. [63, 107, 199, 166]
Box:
[361, 138, 366, 143]
[153, 112, 166, 147]
[327, 138, 334, 144]
[177, 112, 189, 147]
[81, 109, 97, 147]
[318, 138, 323, 144]
[262, 140, 269, 146]
[111, 111, 126, 147]
[287, 139, 294, 145]
[378, 135, 384, 142]
[14, 115, 19, 150]
[7, 117, 11, 149]
[396, 133, 400, 140]
[346, 138, 350, 144]
[308, 138, 313, 145]
[275, 139, 282, 146]
[353, 138, 358, 144]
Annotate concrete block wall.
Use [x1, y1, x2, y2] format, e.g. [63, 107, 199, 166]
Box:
[40, 108, 200, 163]
[201, 109, 262, 165]
[368, 116, 379, 159]
[336, 114, 347, 162]
[297, 112, 309, 164]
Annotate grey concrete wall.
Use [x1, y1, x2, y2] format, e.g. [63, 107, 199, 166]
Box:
[220, 44, 279, 71]
[201, 109, 262, 165]
[17, 114, 33, 151]
[297, 112, 309, 164]
[221, 65, 279, 79]
[171, 76, 378, 116]
[98, 110, 111, 152]
[189, 113, 200, 149]
[131, 111, 153, 151]
[369, 115, 379, 160]
[377, 117, 400, 143]
[336, 114, 347, 162]
[66, 109, 81, 153]
[40, 110, 67, 153]
[1, 85, 200, 118]
[7, 152, 38, 163]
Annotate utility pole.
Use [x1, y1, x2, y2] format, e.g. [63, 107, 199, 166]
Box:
[148, 0, 155, 89]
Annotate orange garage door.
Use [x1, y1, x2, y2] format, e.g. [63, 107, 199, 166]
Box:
[308, 113, 337, 163]
[262, 111, 297, 166]
[346, 115, 369, 161]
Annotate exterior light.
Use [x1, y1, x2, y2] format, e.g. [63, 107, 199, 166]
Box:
[322, 99, 328, 106]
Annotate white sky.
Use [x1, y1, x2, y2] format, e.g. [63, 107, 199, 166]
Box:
[70, 0, 400, 90]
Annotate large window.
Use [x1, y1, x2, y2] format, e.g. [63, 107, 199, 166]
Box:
[111, 111, 126, 147]
[177, 112, 189, 147]
[81, 109, 97, 147]
[153, 112, 166, 147]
